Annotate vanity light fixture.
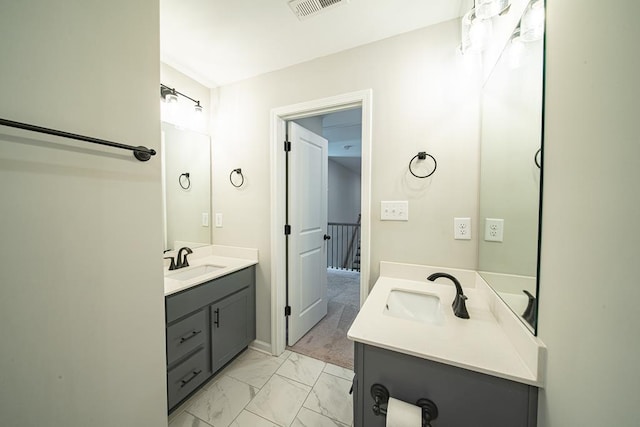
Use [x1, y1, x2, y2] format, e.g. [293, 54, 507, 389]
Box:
[520, 0, 545, 42]
[160, 84, 203, 113]
[460, 0, 513, 55]
[460, 8, 493, 54]
[474, 0, 511, 20]
[506, 0, 544, 68]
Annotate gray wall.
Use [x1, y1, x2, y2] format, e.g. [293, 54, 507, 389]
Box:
[328, 159, 361, 224]
[293, 116, 324, 136]
[538, 0, 640, 425]
[210, 19, 481, 345]
[0, 2, 167, 425]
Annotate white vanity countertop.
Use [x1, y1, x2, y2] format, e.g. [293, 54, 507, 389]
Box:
[164, 245, 258, 296]
[348, 266, 544, 386]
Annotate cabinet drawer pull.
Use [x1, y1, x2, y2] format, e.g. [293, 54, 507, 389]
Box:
[179, 329, 202, 343]
[180, 369, 202, 388]
[214, 308, 220, 328]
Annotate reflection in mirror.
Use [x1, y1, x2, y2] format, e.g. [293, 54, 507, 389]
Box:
[161, 122, 211, 251]
[478, 4, 544, 333]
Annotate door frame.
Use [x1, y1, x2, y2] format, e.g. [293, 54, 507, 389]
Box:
[270, 89, 373, 356]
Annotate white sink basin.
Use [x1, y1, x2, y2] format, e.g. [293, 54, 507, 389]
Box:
[165, 264, 225, 281]
[384, 289, 444, 325]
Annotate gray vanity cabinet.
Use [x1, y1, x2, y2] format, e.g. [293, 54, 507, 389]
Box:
[165, 266, 256, 411]
[353, 342, 538, 427]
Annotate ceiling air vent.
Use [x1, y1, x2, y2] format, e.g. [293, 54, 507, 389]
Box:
[288, 0, 348, 20]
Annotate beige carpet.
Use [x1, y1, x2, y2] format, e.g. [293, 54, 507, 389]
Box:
[288, 268, 360, 369]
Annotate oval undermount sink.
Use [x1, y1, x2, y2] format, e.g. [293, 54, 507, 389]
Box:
[384, 289, 444, 325]
[165, 264, 225, 281]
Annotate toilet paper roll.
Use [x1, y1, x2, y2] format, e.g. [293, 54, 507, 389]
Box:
[386, 397, 422, 427]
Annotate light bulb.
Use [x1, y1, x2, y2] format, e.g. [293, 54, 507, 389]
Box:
[461, 9, 492, 54]
[475, 0, 511, 20]
[520, 0, 545, 42]
[470, 17, 492, 48]
[508, 35, 525, 69]
[161, 86, 179, 103]
[166, 91, 178, 103]
[194, 102, 203, 114]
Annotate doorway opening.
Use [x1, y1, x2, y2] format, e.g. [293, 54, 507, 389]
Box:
[287, 108, 362, 368]
[270, 90, 372, 363]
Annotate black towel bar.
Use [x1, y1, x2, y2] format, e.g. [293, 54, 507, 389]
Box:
[0, 117, 156, 162]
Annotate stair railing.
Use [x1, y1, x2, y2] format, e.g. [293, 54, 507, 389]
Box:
[342, 214, 361, 269]
[326, 214, 361, 272]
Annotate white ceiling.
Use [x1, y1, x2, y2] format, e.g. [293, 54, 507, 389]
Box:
[160, 0, 472, 88]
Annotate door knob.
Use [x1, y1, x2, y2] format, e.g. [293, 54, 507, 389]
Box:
[323, 234, 331, 240]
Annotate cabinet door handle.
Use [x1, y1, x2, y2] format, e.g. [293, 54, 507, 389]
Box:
[214, 308, 220, 328]
[179, 369, 202, 388]
[179, 329, 202, 344]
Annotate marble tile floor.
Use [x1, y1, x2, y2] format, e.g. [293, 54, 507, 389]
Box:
[168, 348, 354, 427]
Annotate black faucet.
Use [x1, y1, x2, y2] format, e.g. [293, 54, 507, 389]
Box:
[176, 247, 193, 269]
[427, 272, 469, 319]
[164, 255, 177, 270]
[522, 290, 537, 327]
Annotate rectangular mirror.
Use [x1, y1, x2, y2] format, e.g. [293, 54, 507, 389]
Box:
[161, 122, 211, 250]
[478, 2, 544, 333]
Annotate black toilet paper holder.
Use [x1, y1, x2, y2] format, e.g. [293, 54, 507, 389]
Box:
[371, 383, 439, 426]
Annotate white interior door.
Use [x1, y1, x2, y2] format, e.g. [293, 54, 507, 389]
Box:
[287, 121, 328, 346]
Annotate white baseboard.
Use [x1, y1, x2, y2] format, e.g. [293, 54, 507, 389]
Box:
[249, 340, 273, 355]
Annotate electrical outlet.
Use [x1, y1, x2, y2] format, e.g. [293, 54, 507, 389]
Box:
[454, 217, 471, 240]
[484, 218, 504, 242]
[381, 201, 409, 221]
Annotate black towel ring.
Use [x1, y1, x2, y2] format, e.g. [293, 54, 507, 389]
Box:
[534, 148, 542, 169]
[409, 151, 437, 178]
[230, 168, 244, 188]
[179, 172, 191, 190]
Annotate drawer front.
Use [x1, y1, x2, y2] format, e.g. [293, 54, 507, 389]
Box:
[167, 348, 208, 409]
[167, 309, 207, 366]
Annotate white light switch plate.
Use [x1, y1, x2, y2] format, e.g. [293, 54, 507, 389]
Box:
[381, 201, 409, 221]
[485, 218, 504, 242]
[454, 217, 471, 240]
[215, 213, 223, 228]
[202, 213, 209, 227]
